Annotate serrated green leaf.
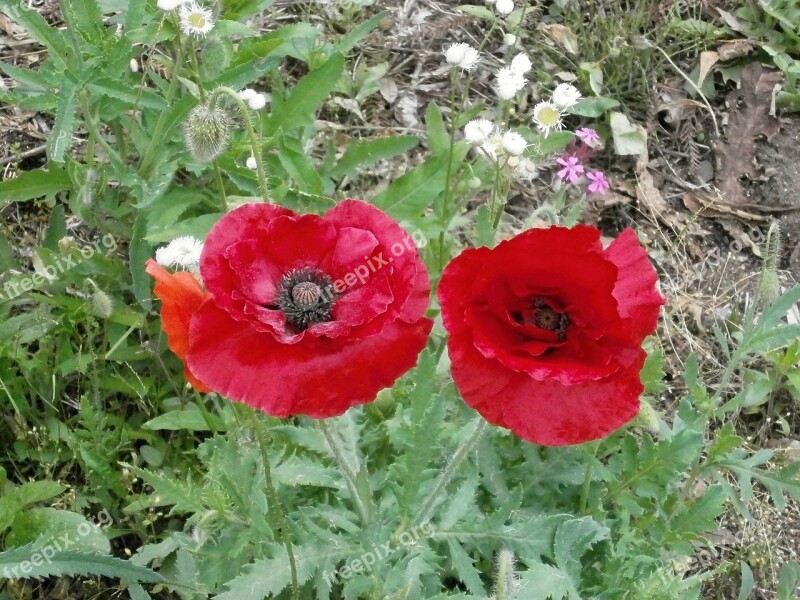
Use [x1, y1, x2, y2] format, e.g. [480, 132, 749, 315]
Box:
[0, 168, 72, 205]
[0, 2, 71, 71]
[142, 407, 226, 432]
[0, 543, 162, 582]
[7, 508, 110, 554]
[13, 481, 65, 507]
[48, 79, 79, 163]
[87, 78, 167, 110]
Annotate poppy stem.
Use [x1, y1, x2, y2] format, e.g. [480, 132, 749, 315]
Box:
[246, 408, 300, 600]
[211, 86, 270, 203]
[412, 417, 488, 528]
[579, 442, 600, 514]
[319, 420, 372, 525]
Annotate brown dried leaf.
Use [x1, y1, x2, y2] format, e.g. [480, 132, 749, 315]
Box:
[714, 63, 783, 208]
[537, 24, 579, 55]
[716, 39, 755, 62]
[682, 190, 768, 221]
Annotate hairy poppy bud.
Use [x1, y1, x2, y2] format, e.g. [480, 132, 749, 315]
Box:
[184, 103, 231, 163]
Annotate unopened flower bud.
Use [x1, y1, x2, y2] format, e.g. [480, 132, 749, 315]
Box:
[91, 289, 114, 319]
[503, 33, 517, 46]
[129, 58, 139, 73]
[184, 103, 231, 163]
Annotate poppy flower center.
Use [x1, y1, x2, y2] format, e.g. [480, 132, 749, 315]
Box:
[532, 297, 569, 342]
[276, 267, 336, 331]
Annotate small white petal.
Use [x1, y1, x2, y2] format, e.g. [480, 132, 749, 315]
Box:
[238, 88, 257, 101]
[552, 83, 582, 110]
[495, 0, 514, 15]
[464, 119, 496, 146]
[510, 53, 532, 75]
[501, 131, 527, 156]
[503, 33, 517, 46]
[248, 93, 267, 110]
[246, 155, 257, 170]
[155, 236, 204, 269]
[444, 43, 480, 71]
[494, 66, 525, 100]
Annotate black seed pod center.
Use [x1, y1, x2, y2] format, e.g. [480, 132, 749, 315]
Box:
[532, 298, 569, 342]
[275, 267, 336, 331]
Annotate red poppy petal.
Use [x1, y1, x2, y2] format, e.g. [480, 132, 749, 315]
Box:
[201, 203, 295, 311]
[603, 228, 665, 341]
[186, 300, 433, 418]
[326, 200, 430, 329]
[145, 259, 211, 392]
[448, 330, 643, 446]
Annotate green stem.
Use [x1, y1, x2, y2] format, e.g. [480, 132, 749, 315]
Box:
[411, 418, 489, 528]
[213, 161, 228, 211]
[318, 420, 371, 525]
[579, 442, 599, 514]
[244, 407, 299, 600]
[211, 87, 270, 203]
[438, 67, 460, 273]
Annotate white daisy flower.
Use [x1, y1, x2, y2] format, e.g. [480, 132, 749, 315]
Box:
[248, 93, 268, 110]
[246, 155, 257, 170]
[494, 66, 526, 100]
[464, 119, 495, 146]
[552, 83, 582, 110]
[532, 101, 564, 136]
[503, 33, 517, 46]
[155, 236, 204, 270]
[510, 53, 532, 75]
[479, 132, 504, 162]
[495, 0, 514, 15]
[444, 43, 480, 71]
[501, 131, 527, 156]
[179, 2, 214, 38]
[157, 0, 190, 10]
[514, 157, 539, 181]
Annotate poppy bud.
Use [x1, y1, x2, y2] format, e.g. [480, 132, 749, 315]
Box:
[184, 103, 231, 163]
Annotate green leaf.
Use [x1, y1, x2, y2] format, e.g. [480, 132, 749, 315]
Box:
[335, 11, 388, 53]
[142, 407, 226, 432]
[372, 149, 467, 222]
[777, 561, 800, 600]
[265, 53, 345, 135]
[518, 563, 571, 600]
[425, 102, 449, 155]
[738, 562, 754, 600]
[215, 544, 353, 600]
[446, 540, 485, 596]
[7, 508, 110, 554]
[0, 543, 163, 583]
[608, 111, 647, 156]
[130, 211, 152, 308]
[86, 78, 167, 110]
[48, 79, 78, 164]
[570, 96, 619, 117]
[13, 481, 65, 507]
[327, 135, 418, 178]
[0, 168, 72, 206]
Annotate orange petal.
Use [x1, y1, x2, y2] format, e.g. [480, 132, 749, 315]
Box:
[145, 259, 212, 392]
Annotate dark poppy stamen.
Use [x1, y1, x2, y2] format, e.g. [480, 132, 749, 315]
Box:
[532, 298, 569, 342]
[276, 267, 336, 331]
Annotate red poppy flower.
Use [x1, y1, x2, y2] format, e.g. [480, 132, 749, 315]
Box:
[147, 200, 433, 418]
[438, 225, 664, 446]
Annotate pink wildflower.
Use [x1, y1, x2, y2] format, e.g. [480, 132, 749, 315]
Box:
[586, 171, 610, 194]
[576, 128, 601, 147]
[556, 156, 585, 183]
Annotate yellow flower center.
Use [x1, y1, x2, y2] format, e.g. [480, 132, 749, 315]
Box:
[188, 13, 207, 28]
[537, 107, 561, 128]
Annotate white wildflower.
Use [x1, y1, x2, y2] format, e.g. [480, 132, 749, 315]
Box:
[248, 93, 268, 110]
[179, 2, 214, 38]
[444, 43, 480, 71]
[464, 119, 495, 146]
[495, 0, 514, 15]
[551, 83, 582, 110]
[501, 131, 527, 156]
[129, 58, 139, 73]
[532, 101, 563, 136]
[155, 236, 204, 270]
[514, 157, 539, 181]
[238, 88, 257, 101]
[246, 155, 257, 170]
[494, 66, 526, 100]
[503, 33, 517, 46]
[510, 53, 532, 75]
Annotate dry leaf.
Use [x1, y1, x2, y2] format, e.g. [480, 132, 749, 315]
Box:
[713, 63, 783, 208]
[697, 51, 719, 88]
[717, 39, 754, 62]
[537, 24, 579, 55]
